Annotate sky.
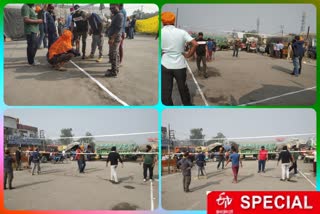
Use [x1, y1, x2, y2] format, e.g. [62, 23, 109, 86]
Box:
[162, 109, 316, 142]
[7, 4, 159, 16]
[5, 109, 158, 144]
[162, 4, 316, 34]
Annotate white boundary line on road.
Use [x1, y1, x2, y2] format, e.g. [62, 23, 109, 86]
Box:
[298, 169, 316, 188]
[70, 60, 129, 106]
[150, 180, 154, 211]
[239, 86, 316, 106]
[186, 62, 209, 106]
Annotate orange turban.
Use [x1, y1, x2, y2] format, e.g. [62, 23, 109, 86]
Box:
[162, 12, 175, 25]
[35, 6, 41, 13]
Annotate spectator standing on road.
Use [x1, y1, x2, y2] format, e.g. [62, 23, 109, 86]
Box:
[105, 4, 123, 77]
[47, 30, 79, 71]
[196, 32, 208, 78]
[292, 36, 305, 76]
[31, 148, 41, 175]
[45, 4, 58, 49]
[87, 12, 104, 63]
[161, 12, 198, 106]
[119, 4, 127, 64]
[217, 147, 225, 170]
[129, 16, 136, 39]
[177, 152, 193, 193]
[21, 4, 43, 66]
[36, 5, 48, 49]
[258, 146, 268, 173]
[226, 147, 242, 183]
[15, 147, 22, 171]
[106, 146, 123, 184]
[292, 37, 305, 76]
[141, 145, 156, 182]
[125, 17, 130, 38]
[71, 5, 89, 59]
[75, 145, 85, 173]
[196, 151, 206, 178]
[313, 148, 316, 177]
[233, 39, 240, 57]
[4, 149, 15, 190]
[287, 42, 293, 61]
[289, 147, 299, 175]
[277, 146, 293, 181]
[207, 38, 214, 61]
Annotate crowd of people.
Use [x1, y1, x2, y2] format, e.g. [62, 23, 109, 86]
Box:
[172, 145, 316, 193]
[4, 144, 157, 190]
[21, 4, 137, 76]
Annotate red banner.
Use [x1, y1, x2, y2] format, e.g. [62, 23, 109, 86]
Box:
[208, 191, 320, 214]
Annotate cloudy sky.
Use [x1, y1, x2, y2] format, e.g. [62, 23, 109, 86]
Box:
[162, 109, 315, 142]
[162, 4, 316, 34]
[5, 109, 158, 144]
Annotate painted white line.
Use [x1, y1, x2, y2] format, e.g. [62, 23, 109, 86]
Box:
[240, 86, 316, 106]
[70, 60, 129, 106]
[150, 180, 154, 211]
[298, 169, 316, 188]
[186, 62, 209, 106]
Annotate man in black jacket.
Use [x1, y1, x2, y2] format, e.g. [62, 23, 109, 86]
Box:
[277, 146, 293, 181]
[106, 146, 123, 184]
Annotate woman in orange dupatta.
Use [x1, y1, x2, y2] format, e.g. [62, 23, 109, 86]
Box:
[47, 29, 79, 71]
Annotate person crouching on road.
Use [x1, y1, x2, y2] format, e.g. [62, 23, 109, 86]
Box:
[47, 30, 80, 71]
[177, 152, 193, 193]
[106, 146, 123, 184]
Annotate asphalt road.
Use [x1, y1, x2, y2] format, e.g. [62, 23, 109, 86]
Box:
[171, 51, 316, 106]
[4, 35, 158, 106]
[162, 160, 316, 210]
[4, 161, 159, 210]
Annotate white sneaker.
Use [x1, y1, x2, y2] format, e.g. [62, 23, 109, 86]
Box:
[143, 179, 146, 182]
[31, 60, 40, 66]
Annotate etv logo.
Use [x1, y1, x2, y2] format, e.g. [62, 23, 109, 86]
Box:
[216, 192, 233, 208]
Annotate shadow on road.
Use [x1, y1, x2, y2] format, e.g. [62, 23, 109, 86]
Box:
[238, 173, 254, 183]
[190, 180, 222, 192]
[272, 65, 292, 75]
[14, 179, 54, 189]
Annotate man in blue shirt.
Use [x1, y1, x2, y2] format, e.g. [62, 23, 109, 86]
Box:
[292, 36, 305, 76]
[226, 147, 242, 183]
[119, 4, 126, 64]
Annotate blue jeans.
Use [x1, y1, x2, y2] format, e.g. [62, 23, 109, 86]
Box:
[26, 33, 38, 65]
[129, 27, 134, 39]
[293, 57, 300, 76]
[37, 24, 47, 48]
[258, 160, 266, 172]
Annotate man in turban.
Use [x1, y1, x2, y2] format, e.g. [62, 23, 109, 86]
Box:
[161, 12, 198, 106]
[47, 30, 80, 71]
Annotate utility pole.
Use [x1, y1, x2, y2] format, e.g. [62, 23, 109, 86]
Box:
[140, 5, 143, 19]
[256, 17, 260, 34]
[175, 8, 179, 27]
[280, 25, 284, 37]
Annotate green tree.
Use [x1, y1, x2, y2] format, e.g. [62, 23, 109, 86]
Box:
[206, 132, 226, 145]
[190, 128, 205, 146]
[59, 128, 73, 145]
[79, 132, 95, 151]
